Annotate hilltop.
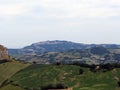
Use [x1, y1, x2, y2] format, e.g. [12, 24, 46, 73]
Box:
[8, 40, 120, 64]
[8, 40, 120, 56]
[8, 40, 86, 56]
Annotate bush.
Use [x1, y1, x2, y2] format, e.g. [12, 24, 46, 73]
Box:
[117, 81, 120, 87]
[41, 83, 68, 90]
[79, 69, 84, 75]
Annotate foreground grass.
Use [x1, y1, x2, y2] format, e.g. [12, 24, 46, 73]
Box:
[10, 64, 120, 90]
[0, 61, 30, 86]
[0, 84, 24, 90]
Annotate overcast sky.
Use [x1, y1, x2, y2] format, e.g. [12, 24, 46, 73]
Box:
[0, 0, 120, 48]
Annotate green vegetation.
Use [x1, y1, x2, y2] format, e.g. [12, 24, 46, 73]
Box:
[0, 84, 24, 90]
[9, 64, 120, 90]
[0, 60, 120, 90]
[90, 46, 109, 55]
[17, 46, 120, 65]
[0, 61, 30, 87]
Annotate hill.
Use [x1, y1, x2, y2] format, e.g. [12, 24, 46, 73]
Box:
[0, 58, 120, 90]
[17, 46, 120, 65]
[0, 60, 30, 90]
[8, 40, 120, 57]
[0, 84, 24, 90]
[9, 64, 120, 90]
[8, 40, 85, 56]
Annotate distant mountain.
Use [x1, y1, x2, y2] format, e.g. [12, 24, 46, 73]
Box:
[17, 46, 120, 65]
[8, 40, 120, 57]
[8, 40, 87, 56]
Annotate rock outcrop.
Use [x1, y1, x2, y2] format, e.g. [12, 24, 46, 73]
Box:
[0, 45, 8, 60]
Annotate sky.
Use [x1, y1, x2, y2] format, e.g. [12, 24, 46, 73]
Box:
[0, 0, 120, 48]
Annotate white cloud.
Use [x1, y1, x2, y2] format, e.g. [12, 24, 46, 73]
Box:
[61, 0, 119, 18]
[1, 0, 120, 48]
[0, 0, 120, 19]
[0, 5, 26, 16]
[26, 0, 120, 18]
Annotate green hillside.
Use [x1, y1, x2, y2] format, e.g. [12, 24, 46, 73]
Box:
[0, 84, 24, 90]
[9, 64, 120, 90]
[0, 61, 30, 90]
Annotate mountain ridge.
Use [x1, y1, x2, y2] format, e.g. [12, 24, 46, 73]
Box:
[8, 40, 120, 57]
[7, 40, 120, 65]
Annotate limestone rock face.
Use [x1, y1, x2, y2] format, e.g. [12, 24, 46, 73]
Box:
[0, 45, 8, 60]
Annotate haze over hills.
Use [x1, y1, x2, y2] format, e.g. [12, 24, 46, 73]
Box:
[8, 40, 87, 56]
[8, 40, 120, 64]
[8, 40, 120, 56]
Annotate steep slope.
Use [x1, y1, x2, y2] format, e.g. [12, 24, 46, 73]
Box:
[0, 84, 24, 90]
[0, 61, 30, 87]
[0, 45, 9, 60]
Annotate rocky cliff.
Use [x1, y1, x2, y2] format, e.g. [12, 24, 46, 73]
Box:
[0, 45, 8, 60]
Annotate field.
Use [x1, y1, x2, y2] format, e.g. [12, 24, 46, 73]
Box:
[0, 61, 30, 90]
[0, 84, 24, 90]
[9, 64, 120, 90]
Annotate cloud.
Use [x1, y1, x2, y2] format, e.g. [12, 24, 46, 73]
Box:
[0, 5, 26, 16]
[0, 0, 120, 19]
[1, 0, 120, 48]
[31, 0, 120, 18]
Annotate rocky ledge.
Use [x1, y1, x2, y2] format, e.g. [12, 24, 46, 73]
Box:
[0, 45, 9, 60]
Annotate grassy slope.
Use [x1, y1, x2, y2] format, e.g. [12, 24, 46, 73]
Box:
[0, 61, 30, 90]
[10, 64, 120, 90]
[0, 84, 24, 90]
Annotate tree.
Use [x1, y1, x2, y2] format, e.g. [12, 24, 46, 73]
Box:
[32, 61, 37, 64]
